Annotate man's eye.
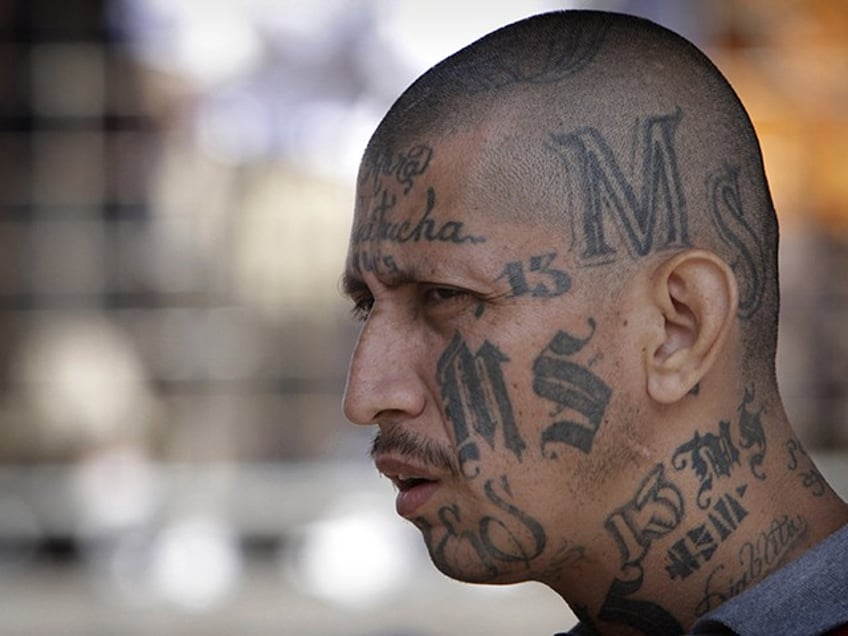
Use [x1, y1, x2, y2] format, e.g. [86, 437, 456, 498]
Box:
[350, 296, 374, 321]
[423, 286, 468, 304]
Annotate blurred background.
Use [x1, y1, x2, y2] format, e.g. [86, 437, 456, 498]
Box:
[0, 0, 846, 634]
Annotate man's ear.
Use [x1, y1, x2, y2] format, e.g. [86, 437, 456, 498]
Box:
[646, 249, 739, 404]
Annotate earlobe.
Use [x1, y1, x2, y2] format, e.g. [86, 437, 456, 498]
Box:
[646, 249, 739, 404]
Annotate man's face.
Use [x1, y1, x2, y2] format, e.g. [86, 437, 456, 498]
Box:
[342, 131, 638, 585]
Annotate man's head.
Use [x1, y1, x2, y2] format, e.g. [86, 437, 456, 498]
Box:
[342, 9, 788, 623]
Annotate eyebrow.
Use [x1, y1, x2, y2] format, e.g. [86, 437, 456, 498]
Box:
[341, 272, 368, 299]
[340, 265, 428, 299]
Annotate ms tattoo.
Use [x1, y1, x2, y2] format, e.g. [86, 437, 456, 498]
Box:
[438, 331, 525, 477]
[533, 319, 611, 456]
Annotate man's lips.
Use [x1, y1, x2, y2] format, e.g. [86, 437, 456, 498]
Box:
[374, 456, 443, 517]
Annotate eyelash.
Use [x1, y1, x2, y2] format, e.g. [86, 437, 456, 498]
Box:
[349, 286, 470, 322]
[423, 286, 468, 305]
[350, 295, 374, 321]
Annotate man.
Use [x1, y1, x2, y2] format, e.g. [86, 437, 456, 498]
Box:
[341, 10, 848, 636]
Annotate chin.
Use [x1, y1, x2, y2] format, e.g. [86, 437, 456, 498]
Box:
[412, 501, 547, 585]
[421, 534, 536, 585]
[430, 553, 531, 585]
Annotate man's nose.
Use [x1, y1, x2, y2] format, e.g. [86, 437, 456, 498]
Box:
[343, 314, 427, 426]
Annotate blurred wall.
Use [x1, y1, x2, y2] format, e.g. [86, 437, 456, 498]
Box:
[0, 0, 360, 466]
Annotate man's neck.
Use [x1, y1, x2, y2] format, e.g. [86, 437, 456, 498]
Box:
[546, 429, 848, 636]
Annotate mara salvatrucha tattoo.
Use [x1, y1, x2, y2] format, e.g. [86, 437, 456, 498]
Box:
[671, 386, 768, 509]
[532, 319, 611, 456]
[359, 142, 433, 198]
[437, 332, 525, 478]
[353, 186, 486, 247]
[549, 111, 690, 265]
[707, 164, 767, 319]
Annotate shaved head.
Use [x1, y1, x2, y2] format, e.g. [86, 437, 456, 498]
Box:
[359, 10, 779, 373]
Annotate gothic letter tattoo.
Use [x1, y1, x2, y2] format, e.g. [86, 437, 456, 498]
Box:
[672, 420, 741, 509]
[549, 111, 690, 265]
[532, 319, 611, 456]
[438, 332, 526, 477]
[737, 385, 767, 480]
[707, 165, 767, 319]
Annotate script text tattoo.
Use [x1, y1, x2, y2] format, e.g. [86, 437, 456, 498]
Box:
[695, 514, 808, 617]
[360, 143, 433, 198]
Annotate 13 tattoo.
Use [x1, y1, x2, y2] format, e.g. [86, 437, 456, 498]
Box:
[496, 253, 572, 298]
[599, 463, 686, 634]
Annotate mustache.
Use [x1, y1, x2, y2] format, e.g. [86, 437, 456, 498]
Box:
[370, 427, 460, 478]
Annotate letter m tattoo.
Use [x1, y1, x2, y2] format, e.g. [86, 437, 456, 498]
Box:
[549, 111, 690, 264]
[533, 319, 611, 456]
[438, 332, 526, 477]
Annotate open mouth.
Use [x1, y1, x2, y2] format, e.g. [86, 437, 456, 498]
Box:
[392, 476, 440, 517]
[394, 475, 437, 492]
[375, 459, 443, 517]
